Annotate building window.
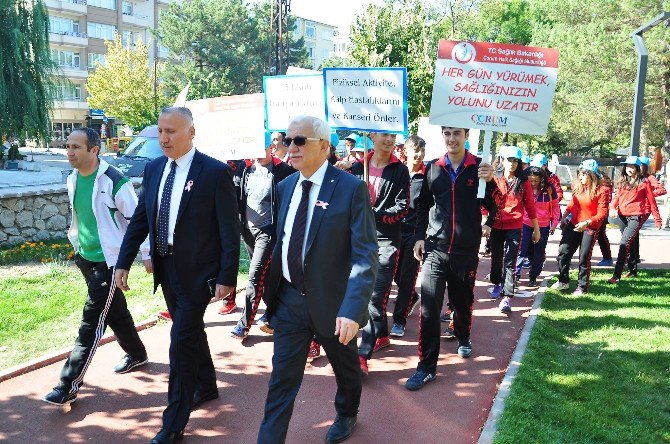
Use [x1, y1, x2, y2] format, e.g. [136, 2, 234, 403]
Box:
[307, 45, 314, 59]
[51, 49, 81, 68]
[305, 22, 316, 39]
[122, 30, 133, 47]
[122, 1, 133, 15]
[87, 22, 117, 40]
[88, 0, 117, 10]
[292, 18, 301, 34]
[55, 83, 82, 100]
[322, 49, 330, 60]
[322, 29, 333, 40]
[49, 16, 79, 35]
[88, 52, 107, 68]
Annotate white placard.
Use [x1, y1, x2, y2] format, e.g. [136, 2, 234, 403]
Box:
[429, 41, 559, 135]
[264, 75, 326, 131]
[324, 67, 408, 134]
[186, 93, 266, 161]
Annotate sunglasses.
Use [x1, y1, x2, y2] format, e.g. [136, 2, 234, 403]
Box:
[282, 136, 323, 147]
[506, 157, 519, 163]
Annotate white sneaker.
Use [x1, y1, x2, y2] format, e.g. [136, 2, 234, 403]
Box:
[550, 281, 569, 291]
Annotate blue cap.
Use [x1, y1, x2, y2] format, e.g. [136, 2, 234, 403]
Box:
[499, 145, 522, 160]
[532, 153, 548, 166]
[344, 133, 358, 143]
[395, 134, 406, 146]
[638, 156, 650, 166]
[352, 136, 372, 152]
[579, 159, 602, 177]
[621, 155, 641, 166]
[521, 154, 531, 164]
[330, 133, 339, 147]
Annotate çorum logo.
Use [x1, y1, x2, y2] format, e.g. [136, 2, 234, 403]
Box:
[452, 42, 476, 64]
[471, 114, 508, 128]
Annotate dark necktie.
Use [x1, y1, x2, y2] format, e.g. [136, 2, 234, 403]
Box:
[287, 180, 312, 291]
[156, 161, 177, 256]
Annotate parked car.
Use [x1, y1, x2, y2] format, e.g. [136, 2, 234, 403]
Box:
[106, 125, 162, 177]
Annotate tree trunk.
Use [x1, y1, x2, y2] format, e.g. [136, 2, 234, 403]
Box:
[663, 63, 670, 156]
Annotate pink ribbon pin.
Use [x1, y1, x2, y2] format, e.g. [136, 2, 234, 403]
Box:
[184, 180, 194, 192]
[315, 200, 329, 209]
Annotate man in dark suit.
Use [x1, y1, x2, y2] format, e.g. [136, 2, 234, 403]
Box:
[115, 107, 240, 444]
[257, 115, 378, 444]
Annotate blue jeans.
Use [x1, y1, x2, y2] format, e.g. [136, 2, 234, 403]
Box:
[516, 225, 550, 280]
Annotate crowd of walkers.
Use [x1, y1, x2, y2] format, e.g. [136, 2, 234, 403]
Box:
[42, 112, 667, 443]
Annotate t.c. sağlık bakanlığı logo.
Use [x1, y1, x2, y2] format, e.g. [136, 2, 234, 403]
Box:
[452, 42, 476, 64]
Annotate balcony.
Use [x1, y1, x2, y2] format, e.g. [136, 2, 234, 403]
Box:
[44, 0, 86, 15]
[49, 31, 88, 47]
[122, 11, 151, 28]
[57, 99, 89, 110]
[56, 66, 89, 79]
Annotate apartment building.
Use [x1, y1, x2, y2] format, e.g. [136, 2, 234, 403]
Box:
[331, 28, 350, 59]
[46, 0, 174, 147]
[292, 17, 337, 70]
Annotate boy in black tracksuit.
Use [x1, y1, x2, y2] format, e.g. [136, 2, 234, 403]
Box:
[391, 136, 426, 337]
[230, 151, 294, 340]
[405, 127, 500, 391]
[347, 134, 409, 372]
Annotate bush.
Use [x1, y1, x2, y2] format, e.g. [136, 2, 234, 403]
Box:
[0, 240, 74, 265]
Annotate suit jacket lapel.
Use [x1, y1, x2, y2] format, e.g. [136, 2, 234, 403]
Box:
[305, 164, 339, 257]
[149, 157, 169, 224]
[175, 151, 204, 225]
[276, 173, 299, 246]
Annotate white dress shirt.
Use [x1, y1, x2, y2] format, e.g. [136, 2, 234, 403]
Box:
[282, 159, 329, 283]
[156, 147, 196, 245]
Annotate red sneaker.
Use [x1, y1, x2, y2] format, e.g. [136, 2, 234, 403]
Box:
[607, 277, 620, 284]
[218, 300, 237, 315]
[359, 356, 368, 376]
[373, 336, 391, 353]
[158, 311, 171, 321]
[307, 340, 321, 362]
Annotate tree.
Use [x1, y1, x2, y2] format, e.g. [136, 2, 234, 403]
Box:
[348, 0, 436, 131]
[155, 0, 308, 100]
[0, 0, 55, 142]
[86, 36, 168, 131]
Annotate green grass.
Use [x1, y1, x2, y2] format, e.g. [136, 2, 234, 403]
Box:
[494, 270, 670, 444]
[0, 242, 250, 370]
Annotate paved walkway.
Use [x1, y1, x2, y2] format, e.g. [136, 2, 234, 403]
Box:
[0, 225, 668, 443]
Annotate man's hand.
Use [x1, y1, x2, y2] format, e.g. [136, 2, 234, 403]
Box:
[115, 268, 130, 291]
[335, 317, 359, 345]
[550, 226, 556, 235]
[334, 160, 353, 170]
[215, 284, 235, 301]
[413, 240, 425, 261]
[574, 221, 588, 232]
[478, 163, 495, 182]
[482, 225, 491, 238]
[143, 259, 153, 274]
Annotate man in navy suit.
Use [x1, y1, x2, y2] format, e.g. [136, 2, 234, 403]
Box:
[115, 107, 240, 444]
[257, 116, 378, 444]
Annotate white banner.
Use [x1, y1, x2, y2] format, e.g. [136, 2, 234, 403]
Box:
[324, 67, 408, 134]
[429, 41, 559, 135]
[264, 75, 326, 131]
[186, 93, 266, 161]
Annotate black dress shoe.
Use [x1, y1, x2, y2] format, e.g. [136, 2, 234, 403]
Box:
[191, 388, 219, 411]
[325, 414, 357, 444]
[149, 428, 183, 444]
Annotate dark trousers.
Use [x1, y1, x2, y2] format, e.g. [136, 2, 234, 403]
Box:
[158, 255, 216, 433]
[359, 245, 398, 359]
[392, 235, 420, 327]
[238, 226, 274, 330]
[417, 246, 478, 374]
[490, 227, 522, 297]
[57, 254, 146, 394]
[557, 223, 598, 290]
[258, 280, 361, 444]
[516, 225, 550, 280]
[613, 214, 648, 278]
[597, 225, 612, 260]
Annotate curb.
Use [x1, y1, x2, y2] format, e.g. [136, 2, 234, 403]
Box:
[0, 287, 245, 383]
[477, 276, 550, 444]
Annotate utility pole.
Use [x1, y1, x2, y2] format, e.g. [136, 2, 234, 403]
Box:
[270, 0, 291, 75]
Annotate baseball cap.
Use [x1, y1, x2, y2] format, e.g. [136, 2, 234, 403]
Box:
[532, 153, 548, 167]
[621, 155, 641, 166]
[499, 145, 522, 160]
[638, 156, 650, 166]
[579, 159, 602, 177]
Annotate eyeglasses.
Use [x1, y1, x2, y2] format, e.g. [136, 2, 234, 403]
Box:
[283, 136, 323, 147]
[506, 157, 519, 163]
